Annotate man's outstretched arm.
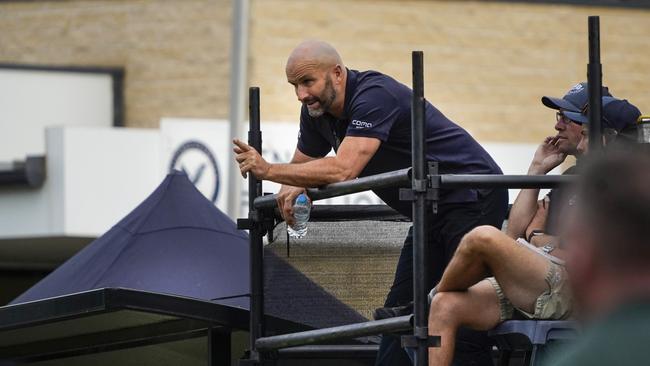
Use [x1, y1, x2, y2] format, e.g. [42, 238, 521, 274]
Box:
[233, 135, 381, 187]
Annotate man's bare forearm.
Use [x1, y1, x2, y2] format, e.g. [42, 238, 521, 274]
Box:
[267, 157, 353, 187]
[506, 160, 550, 239]
[506, 188, 540, 239]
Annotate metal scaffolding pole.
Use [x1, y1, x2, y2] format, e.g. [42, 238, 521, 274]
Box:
[228, 0, 250, 218]
[253, 168, 411, 210]
[588, 16, 603, 153]
[411, 50, 429, 366]
[439, 174, 573, 189]
[256, 315, 413, 351]
[247, 87, 264, 362]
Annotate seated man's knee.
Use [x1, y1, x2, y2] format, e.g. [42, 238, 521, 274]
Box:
[458, 225, 500, 256]
[429, 292, 461, 326]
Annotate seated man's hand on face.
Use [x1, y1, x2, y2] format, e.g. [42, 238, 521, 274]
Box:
[233, 139, 271, 179]
[276, 185, 307, 226]
[529, 136, 567, 175]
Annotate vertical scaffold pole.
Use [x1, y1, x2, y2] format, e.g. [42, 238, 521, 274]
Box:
[411, 51, 429, 366]
[248, 87, 265, 361]
[588, 16, 603, 153]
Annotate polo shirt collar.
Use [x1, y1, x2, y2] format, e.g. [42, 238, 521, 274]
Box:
[341, 68, 358, 120]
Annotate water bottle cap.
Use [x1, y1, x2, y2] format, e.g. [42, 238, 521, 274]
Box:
[296, 194, 308, 204]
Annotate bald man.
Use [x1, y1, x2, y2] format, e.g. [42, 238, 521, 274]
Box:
[234, 40, 508, 366]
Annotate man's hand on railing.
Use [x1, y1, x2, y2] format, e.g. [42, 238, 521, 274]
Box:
[277, 185, 308, 226]
[233, 138, 270, 179]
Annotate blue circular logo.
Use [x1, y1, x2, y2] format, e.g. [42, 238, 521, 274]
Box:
[169, 140, 220, 203]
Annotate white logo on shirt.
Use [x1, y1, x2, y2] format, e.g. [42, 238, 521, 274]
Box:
[352, 119, 373, 129]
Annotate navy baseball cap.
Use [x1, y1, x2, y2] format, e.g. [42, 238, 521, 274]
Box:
[542, 82, 612, 112]
[563, 96, 641, 132]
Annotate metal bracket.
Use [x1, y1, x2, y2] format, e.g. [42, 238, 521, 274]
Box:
[237, 207, 275, 237]
[399, 162, 440, 215]
[413, 178, 428, 193]
[261, 193, 276, 237]
[400, 334, 441, 349]
[399, 188, 438, 201]
[427, 162, 440, 214]
[414, 325, 428, 339]
[237, 218, 253, 230]
[238, 209, 261, 230]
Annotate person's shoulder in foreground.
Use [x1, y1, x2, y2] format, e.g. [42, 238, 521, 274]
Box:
[547, 302, 650, 366]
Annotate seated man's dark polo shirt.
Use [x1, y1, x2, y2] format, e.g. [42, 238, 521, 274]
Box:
[297, 69, 503, 218]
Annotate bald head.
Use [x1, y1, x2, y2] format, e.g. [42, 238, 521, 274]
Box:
[286, 40, 343, 72]
[285, 40, 347, 118]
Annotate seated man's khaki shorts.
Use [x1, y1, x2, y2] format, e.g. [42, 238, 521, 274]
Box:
[487, 261, 572, 321]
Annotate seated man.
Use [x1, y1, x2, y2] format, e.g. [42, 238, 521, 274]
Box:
[375, 81, 608, 320]
[426, 97, 641, 366]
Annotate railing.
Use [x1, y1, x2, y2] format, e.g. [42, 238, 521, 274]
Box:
[238, 17, 603, 366]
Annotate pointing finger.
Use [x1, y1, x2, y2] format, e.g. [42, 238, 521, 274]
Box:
[233, 139, 251, 152]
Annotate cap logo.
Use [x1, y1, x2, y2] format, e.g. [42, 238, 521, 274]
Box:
[567, 83, 584, 95]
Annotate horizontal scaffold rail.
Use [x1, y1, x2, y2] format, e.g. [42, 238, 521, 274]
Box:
[253, 168, 412, 209]
[439, 174, 575, 189]
[253, 169, 575, 211]
[255, 315, 413, 352]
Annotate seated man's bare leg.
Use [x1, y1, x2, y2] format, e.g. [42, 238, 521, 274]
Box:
[428, 280, 501, 366]
[437, 225, 550, 314]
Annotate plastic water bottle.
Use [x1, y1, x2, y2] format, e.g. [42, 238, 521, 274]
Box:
[287, 193, 311, 238]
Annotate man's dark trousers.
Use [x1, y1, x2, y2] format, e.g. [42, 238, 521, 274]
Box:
[375, 188, 509, 366]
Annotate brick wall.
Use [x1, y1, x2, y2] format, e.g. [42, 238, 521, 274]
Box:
[249, 0, 650, 143]
[0, 0, 232, 128]
[3, 1, 647, 137]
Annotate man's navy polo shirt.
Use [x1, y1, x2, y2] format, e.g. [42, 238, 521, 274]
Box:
[297, 69, 503, 218]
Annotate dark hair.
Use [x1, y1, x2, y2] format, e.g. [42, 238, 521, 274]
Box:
[576, 145, 650, 266]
